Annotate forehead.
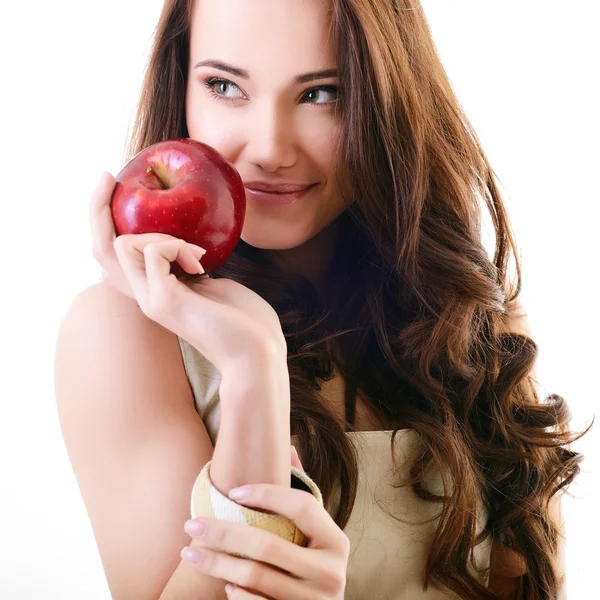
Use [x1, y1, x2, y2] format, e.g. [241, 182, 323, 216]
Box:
[189, 0, 336, 76]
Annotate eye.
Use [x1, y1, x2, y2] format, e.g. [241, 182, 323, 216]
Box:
[203, 77, 245, 103]
[301, 86, 339, 106]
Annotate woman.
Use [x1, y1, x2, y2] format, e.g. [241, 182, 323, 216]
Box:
[54, 0, 588, 598]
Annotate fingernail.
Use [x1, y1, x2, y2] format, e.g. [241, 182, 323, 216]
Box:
[181, 546, 203, 564]
[228, 486, 251, 500]
[189, 244, 207, 256]
[98, 171, 106, 186]
[225, 583, 234, 594]
[291, 444, 298, 455]
[184, 519, 206, 537]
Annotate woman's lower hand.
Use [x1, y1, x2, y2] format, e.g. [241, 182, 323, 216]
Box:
[182, 461, 350, 600]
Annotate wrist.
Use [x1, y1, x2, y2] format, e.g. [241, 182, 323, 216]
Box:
[219, 345, 289, 402]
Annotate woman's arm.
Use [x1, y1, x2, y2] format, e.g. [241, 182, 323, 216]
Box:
[159, 347, 292, 600]
[210, 348, 292, 494]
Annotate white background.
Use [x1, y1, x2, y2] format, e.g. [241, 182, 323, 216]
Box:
[1, 1, 598, 598]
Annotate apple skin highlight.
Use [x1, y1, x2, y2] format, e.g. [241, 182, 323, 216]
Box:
[110, 138, 246, 275]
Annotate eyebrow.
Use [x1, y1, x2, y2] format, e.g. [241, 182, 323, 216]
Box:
[193, 59, 337, 84]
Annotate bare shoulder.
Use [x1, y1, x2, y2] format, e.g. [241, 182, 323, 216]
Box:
[54, 280, 214, 599]
[69, 280, 148, 318]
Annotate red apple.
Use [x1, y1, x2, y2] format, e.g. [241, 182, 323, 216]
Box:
[110, 138, 246, 276]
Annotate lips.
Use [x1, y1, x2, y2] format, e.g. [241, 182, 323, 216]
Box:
[244, 182, 314, 194]
[244, 183, 316, 206]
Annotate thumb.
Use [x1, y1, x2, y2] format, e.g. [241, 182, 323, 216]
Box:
[96, 170, 114, 191]
[99, 169, 116, 184]
[90, 170, 116, 219]
[291, 445, 304, 472]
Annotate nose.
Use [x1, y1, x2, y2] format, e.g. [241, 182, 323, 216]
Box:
[246, 101, 298, 173]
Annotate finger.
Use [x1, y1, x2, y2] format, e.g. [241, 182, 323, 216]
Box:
[114, 237, 192, 308]
[224, 583, 268, 599]
[229, 485, 348, 552]
[89, 172, 118, 262]
[90, 172, 139, 299]
[186, 517, 319, 580]
[143, 240, 204, 307]
[113, 235, 152, 307]
[145, 239, 205, 284]
[185, 546, 311, 600]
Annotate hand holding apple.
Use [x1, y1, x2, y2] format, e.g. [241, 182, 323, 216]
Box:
[110, 138, 246, 277]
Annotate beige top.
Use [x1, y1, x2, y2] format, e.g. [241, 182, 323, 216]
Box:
[177, 336, 492, 599]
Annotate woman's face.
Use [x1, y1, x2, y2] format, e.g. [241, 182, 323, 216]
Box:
[186, 0, 349, 251]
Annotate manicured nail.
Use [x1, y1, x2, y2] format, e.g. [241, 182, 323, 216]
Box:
[181, 546, 203, 564]
[225, 583, 235, 594]
[184, 519, 206, 537]
[189, 244, 207, 256]
[228, 486, 251, 500]
[98, 171, 106, 186]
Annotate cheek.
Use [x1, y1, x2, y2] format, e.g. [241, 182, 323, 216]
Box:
[298, 118, 340, 181]
[186, 94, 240, 158]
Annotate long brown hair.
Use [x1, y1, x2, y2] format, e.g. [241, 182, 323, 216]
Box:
[123, 1, 591, 598]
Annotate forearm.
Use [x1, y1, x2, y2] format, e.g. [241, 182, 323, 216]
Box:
[159, 347, 291, 600]
[211, 348, 291, 493]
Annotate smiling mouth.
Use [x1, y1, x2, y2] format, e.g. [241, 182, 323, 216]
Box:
[244, 182, 316, 193]
[244, 183, 317, 206]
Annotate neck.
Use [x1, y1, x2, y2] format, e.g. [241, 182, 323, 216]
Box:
[266, 218, 341, 294]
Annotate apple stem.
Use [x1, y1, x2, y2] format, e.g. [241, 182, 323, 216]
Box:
[146, 166, 167, 190]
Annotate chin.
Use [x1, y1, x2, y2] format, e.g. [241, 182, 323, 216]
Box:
[240, 232, 307, 251]
[240, 220, 316, 251]
[240, 209, 344, 253]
